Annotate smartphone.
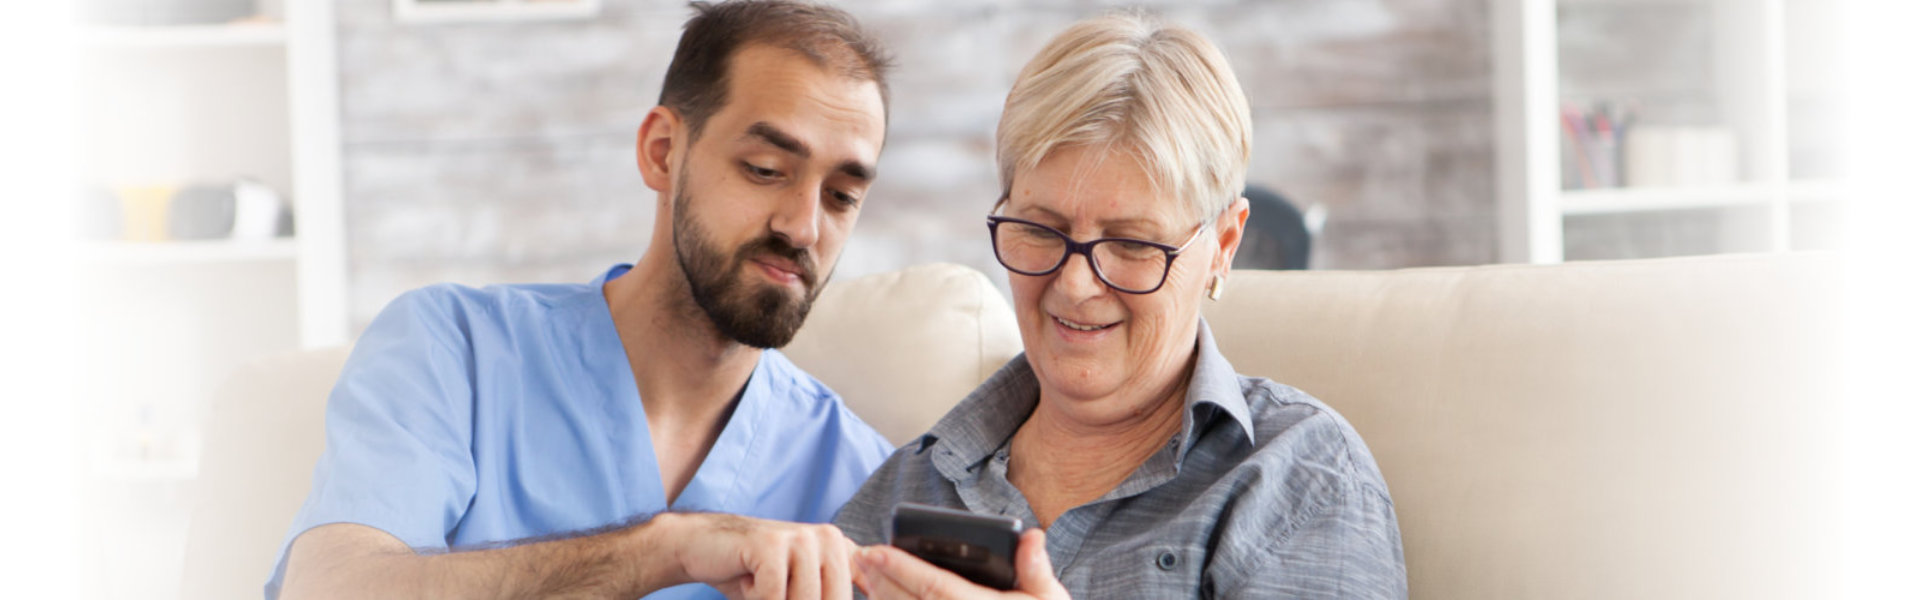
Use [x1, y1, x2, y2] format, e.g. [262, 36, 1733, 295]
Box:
[888, 502, 1023, 591]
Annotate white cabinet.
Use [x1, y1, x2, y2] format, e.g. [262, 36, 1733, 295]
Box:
[1493, 0, 1846, 263]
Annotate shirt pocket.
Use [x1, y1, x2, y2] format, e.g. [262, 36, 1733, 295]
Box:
[1083, 544, 1204, 599]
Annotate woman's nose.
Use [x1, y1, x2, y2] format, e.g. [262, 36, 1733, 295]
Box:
[1050, 250, 1107, 299]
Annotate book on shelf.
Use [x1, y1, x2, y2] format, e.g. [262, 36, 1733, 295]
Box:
[1561, 101, 1740, 191]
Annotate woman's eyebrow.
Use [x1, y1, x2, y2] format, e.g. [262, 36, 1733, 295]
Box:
[1016, 204, 1162, 232]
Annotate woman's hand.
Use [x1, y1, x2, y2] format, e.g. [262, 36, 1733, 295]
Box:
[853, 529, 1070, 600]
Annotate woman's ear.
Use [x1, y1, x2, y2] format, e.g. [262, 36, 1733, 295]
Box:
[636, 106, 682, 193]
[1212, 195, 1251, 274]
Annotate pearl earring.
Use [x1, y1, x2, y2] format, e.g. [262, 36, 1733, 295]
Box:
[1207, 274, 1226, 301]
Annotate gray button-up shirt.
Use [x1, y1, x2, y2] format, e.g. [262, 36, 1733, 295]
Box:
[834, 319, 1407, 598]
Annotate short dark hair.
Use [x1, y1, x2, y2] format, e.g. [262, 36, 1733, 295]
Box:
[659, 0, 893, 140]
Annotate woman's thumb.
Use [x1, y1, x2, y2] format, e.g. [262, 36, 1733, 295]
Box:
[1015, 528, 1067, 596]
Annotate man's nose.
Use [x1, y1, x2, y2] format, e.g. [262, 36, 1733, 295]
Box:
[768, 184, 822, 250]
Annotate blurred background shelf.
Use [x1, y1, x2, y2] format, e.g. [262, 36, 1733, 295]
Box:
[77, 238, 297, 266]
[1556, 0, 1707, 5]
[92, 454, 202, 482]
[77, 22, 285, 48]
[64, 2, 346, 598]
[1560, 179, 1843, 215]
[1494, 0, 1846, 262]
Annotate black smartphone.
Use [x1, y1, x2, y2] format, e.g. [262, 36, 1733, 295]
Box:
[888, 502, 1023, 591]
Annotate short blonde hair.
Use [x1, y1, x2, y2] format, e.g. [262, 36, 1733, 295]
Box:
[995, 12, 1253, 221]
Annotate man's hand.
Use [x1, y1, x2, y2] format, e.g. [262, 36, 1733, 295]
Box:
[281, 514, 860, 600]
[852, 529, 1070, 600]
[649, 512, 861, 600]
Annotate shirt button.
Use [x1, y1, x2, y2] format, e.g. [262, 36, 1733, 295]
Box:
[1155, 551, 1178, 570]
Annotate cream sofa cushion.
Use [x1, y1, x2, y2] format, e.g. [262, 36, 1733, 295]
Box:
[783, 262, 1023, 445]
[180, 347, 350, 600]
[1203, 252, 1842, 599]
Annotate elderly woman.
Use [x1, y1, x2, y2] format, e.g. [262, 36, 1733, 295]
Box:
[836, 13, 1406, 599]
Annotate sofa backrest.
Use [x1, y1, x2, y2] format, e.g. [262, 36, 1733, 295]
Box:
[184, 254, 1844, 599]
[1202, 252, 1842, 599]
[180, 346, 350, 600]
[783, 262, 1023, 445]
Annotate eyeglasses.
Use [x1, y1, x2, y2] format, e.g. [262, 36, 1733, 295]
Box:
[986, 215, 1208, 294]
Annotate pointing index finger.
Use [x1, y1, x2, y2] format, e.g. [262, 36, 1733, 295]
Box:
[856, 544, 989, 600]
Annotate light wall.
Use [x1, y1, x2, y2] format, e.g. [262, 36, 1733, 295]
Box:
[335, 0, 1501, 331]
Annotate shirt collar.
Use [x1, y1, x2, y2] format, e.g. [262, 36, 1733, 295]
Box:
[591, 261, 777, 408]
[920, 317, 1256, 482]
[593, 263, 633, 287]
[920, 355, 1040, 482]
[591, 262, 777, 512]
[1179, 318, 1256, 460]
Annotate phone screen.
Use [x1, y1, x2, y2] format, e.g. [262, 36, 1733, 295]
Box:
[888, 502, 1023, 590]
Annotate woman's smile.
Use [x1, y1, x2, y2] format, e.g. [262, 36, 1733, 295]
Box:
[1049, 312, 1121, 343]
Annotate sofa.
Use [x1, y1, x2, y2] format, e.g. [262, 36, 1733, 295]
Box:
[180, 253, 1842, 599]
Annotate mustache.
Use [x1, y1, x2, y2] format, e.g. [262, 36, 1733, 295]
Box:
[737, 235, 818, 289]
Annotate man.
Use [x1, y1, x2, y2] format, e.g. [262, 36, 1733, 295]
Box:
[271, 2, 895, 598]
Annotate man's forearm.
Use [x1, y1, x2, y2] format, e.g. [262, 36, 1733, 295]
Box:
[282, 515, 683, 600]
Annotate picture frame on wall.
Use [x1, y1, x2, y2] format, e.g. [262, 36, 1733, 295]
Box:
[394, 0, 601, 23]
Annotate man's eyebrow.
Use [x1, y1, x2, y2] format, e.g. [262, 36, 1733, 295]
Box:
[745, 121, 875, 182]
[836, 160, 875, 182]
[744, 122, 808, 158]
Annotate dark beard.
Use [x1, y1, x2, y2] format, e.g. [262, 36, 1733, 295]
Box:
[671, 182, 825, 349]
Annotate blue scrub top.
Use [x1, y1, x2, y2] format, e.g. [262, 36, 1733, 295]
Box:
[266, 265, 897, 599]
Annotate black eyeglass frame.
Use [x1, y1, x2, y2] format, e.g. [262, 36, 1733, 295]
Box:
[985, 215, 1209, 295]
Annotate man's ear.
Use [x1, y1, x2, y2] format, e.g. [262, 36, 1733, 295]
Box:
[636, 106, 682, 193]
[1213, 195, 1251, 274]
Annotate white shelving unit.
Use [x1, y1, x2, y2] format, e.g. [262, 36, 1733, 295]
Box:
[1558, 179, 1844, 215]
[72, 9, 348, 451]
[70, 5, 345, 599]
[77, 21, 287, 47]
[77, 238, 299, 265]
[1493, 0, 1847, 263]
[74, 11, 346, 348]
